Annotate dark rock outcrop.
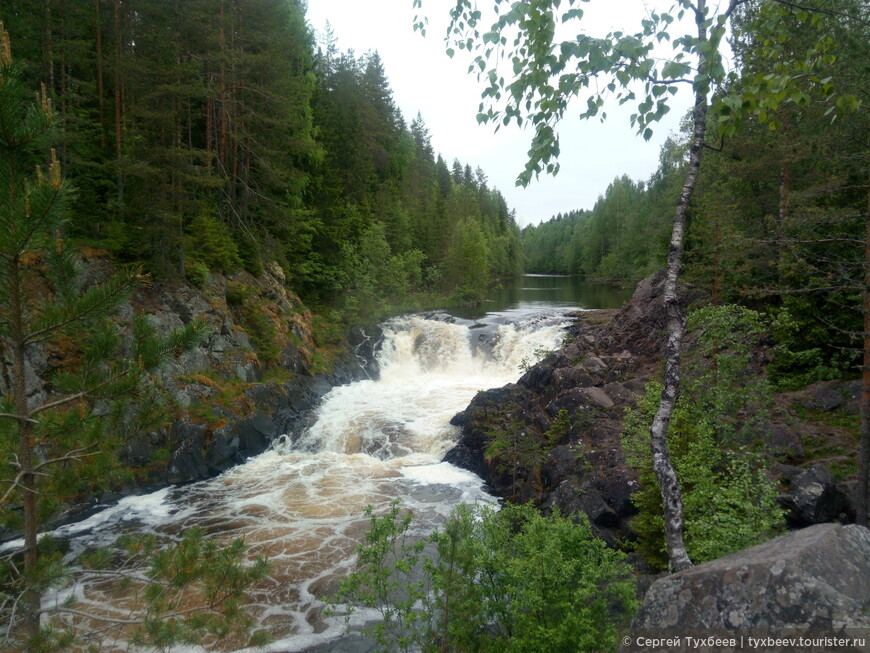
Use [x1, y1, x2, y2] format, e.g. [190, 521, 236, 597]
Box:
[443, 273, 696, 543]
[117, 273, 385, 488]
[775, 463, 854, 526]
[125, 343, 382, 489]
[443, 272, 859, 548]
[0, 261, 386, 539]
[631, 523, 870, 630]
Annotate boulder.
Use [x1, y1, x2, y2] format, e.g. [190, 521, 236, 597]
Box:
[167, 422, 210, 483]
[632, 524, 870, 631]
[777, 464, 853, 526]
[798, 380, 861, 414]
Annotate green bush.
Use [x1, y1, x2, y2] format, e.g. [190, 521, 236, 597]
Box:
[184, 260, 210, 287]
[622, 382, 784, 567]
[242, 308, 280, 365]
[621, 304, 784, 568]
[330, 501, 637, 653]
[225, 282, 252, 306]
[768, 306, 853, 389]
[185, 212, 243, 273]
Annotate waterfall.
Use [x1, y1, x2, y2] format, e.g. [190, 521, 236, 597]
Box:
[29, 310, 575, 652]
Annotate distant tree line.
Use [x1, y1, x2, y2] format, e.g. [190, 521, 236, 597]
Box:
[0, 0, 522, 319]
[521, 0, 868, 383]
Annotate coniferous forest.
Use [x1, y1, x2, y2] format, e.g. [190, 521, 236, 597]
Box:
[2, 0, 870, 650]
[0, 0, 522, 320]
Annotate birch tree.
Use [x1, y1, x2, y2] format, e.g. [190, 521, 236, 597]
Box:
[414, 0, 860, 569]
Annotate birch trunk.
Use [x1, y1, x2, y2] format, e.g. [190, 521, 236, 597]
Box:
[647, 0, 713, 573]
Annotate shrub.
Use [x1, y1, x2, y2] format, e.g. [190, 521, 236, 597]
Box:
[225, 282, 252, 306]
[330, 501, 637, 653]
[185, 212, 243, 273]
[184, 260, 210, 287]
[621, 304, 784, 568]
[622, 382, 784, 567]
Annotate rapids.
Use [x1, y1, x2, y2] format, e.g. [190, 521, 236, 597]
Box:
[31, 309, 578, 651]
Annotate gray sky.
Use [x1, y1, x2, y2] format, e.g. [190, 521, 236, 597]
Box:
[305, 0, 695, 226]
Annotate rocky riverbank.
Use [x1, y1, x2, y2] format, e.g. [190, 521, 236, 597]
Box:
[0, 257, 385, 538]
[444, 272, 859, 552]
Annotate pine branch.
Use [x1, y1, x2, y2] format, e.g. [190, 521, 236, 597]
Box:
[0, 413, 37, 424]
[31, 445, 99, 473]
[23, 270, 141, 346]
[28, 367, 131, 417]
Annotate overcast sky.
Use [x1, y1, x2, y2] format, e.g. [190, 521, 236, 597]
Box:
[305, 0, 696, 227]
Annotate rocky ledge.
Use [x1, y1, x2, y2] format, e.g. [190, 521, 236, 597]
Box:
[623, 523, 870, 653]
[444, 273, 859, 549]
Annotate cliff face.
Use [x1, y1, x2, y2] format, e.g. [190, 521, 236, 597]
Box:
[0, 257, 382, 531]
[445, 273, 858, 550]
[123, 271, 381, 487]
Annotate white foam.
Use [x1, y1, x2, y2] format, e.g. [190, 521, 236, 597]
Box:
[400, 461, 485, 487]
[0, 487, 174, 554]
[38, 311, 570, 651]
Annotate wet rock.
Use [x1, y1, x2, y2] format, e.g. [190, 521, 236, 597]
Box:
[204, 426, 241, 473]
[167, 422, 210, 483]
[348, 324, 384, 379]
[235, 413, 279, 457]
[450, 385, 520, 427]
[518, 364, 555, 391]
[631, 523, 870, 629]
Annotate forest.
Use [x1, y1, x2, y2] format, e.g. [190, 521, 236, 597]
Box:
[521, 0, 869, 384]
[0, 0, 522, 321]
[1, 0, 869, 650]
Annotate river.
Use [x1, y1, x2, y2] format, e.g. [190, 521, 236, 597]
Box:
[30, 275, 632, 652]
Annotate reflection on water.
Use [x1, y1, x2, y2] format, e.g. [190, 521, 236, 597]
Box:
[449, 274, 632, 320]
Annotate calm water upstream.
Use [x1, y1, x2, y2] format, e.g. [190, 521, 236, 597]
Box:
[28, 276, 631, 651]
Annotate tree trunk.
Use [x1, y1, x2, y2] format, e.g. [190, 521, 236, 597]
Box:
[859, 163, 870, 527]
[10, 260, 40, 638]
[647, 0, 712, 573]
[113, 0, 124, 210]
[42, 0, 54, 94]
[95, 0, 106, 150]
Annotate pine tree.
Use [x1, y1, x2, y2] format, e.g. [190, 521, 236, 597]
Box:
[0, 23, 210, 645]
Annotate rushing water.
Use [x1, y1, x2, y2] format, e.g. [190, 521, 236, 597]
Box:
[24, 276, 631, 652]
